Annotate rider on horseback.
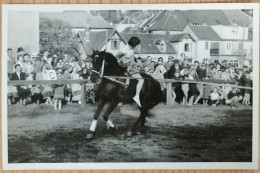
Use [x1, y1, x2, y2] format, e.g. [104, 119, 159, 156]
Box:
[116, 37, 143, 107]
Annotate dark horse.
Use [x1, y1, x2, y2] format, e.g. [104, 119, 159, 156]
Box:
[86, 50, 165, 139]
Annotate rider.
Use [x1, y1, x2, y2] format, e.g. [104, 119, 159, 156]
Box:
[116, 37, 143, 107]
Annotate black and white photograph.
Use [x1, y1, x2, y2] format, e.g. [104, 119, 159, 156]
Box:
[1, 4, 259, 170]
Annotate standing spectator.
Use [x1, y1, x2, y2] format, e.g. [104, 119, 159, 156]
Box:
[13, 54, 25, 73]
[182, 59, 189, 69]
[165, 56, 174, 71]
[80, 68, 89, 80]
[46, 56, 53, 70]
[23, 54, 34, 79]
[209, 87, 220, 106]
[36, 65, 54, 106]
[180, 67, 189, 105]
[63, 65, 72, 104]
[166, 59, 182, 79]
[194, 63, 206, 104]
[7, 48, 15, 79]
[32, 53, 42, 74]
[155, 57, 166, 74]
[187, 68, 198, 106]
[241, 71, 252, 105]
[17, 47, 25, 56]
[53, 70, 64, 110]
[70, 67, 81, 104]
[42, 50, 49, 63]
[136, 57, 144, 72]
[10, 64, 30, 105]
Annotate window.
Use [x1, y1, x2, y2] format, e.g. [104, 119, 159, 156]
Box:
[228, 60, 239, 67]
[226, 42, 231, 50]
[184, 43, 190, 52]
[205, 42, 209, 50]
[111, 39, 120, 50]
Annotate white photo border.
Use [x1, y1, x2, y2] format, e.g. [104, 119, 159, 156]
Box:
[1, 3, 259, 170]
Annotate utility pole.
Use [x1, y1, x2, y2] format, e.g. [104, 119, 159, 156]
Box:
[241, 23, 246, 68]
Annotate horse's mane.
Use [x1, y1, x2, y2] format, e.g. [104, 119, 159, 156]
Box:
[103, 51, 127, 73]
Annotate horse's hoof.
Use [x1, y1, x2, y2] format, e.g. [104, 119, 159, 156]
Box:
[85, 132, 95, 139]
[126, 131, 133, 137]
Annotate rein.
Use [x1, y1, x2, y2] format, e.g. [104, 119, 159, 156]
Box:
[91, 57, 128, 87]
[92, 58, 105, 78]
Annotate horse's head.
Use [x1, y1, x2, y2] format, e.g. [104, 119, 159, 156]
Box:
[90, 50, 106, 83]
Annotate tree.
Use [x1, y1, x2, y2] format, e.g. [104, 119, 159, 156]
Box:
[40, 18, 81, 59]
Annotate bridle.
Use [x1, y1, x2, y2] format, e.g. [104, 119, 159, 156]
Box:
[91, 55, 105, 78]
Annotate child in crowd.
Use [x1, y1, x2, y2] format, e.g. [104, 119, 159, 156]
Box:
[53, 70, 64, 110]
[209, 87, 220, 106]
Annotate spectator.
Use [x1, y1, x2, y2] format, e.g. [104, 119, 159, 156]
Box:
[166, 59, 182, 79]
[63, 65, 72, 104]
[187, 68, 198, 106]
[10, 64, 30, 105]
[80, 68, 89, 79]
[194, 63, 206, 104]
[13, 54, 24, 72]
[180, 67, 189, 105]
[42, 50, 49, 62]
[7, 75, 18, 105]
[165, 56, 175, 71]
[17, 47, 25, 56]
[136, 57, 144, 71]
[46, 56, 53, 70]
[53, 70, 64, 110]
[221, 68, 231, 81]
[36, 65, 54, 106]
[182, 59, 189, 69]
[7, 48, 15, 79]
[23, 53, 34, 79]
[70, 67, 81, 104]
[227, 87, 243, 108]
[241, 71, 252, 105]
[32, 53, 42, 74]
[209, 87, 220, 106]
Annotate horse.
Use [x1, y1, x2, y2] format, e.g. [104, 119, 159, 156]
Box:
[86, 50, 165, 139]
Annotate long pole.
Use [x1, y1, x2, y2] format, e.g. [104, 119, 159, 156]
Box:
[241, 23, 246, 68]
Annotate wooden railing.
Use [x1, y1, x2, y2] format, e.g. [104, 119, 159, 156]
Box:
[8, 77, 252, 108]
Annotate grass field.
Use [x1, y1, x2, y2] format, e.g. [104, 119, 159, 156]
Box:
[8, 102, 252, 163]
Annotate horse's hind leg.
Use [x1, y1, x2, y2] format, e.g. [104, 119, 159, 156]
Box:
[103, 99, 119, 129]
[127, 110, 145, 137]
[86, 99, 106, 139]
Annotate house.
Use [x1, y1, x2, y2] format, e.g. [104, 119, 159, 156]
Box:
[116, 17, 136, 32]
[78, 30, 177, 62]
[169, 33, 196, 60]
[183, 25, 223, 63]
[40, 11, 114, 34]
[184, 25, 253, 67]
[77, 29, 127, 59]
[121, 33, 177, 62]
[140, 10, 252, 35]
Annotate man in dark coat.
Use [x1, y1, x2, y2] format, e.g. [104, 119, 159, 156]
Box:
[10, 64, 30, 105]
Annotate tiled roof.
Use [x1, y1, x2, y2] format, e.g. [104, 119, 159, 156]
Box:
[78, 29, 125, 55]
[121, 17, 136, 24]
[40, 11, 114, 29]
[148, 10, 234, 32]
[169, 33, 195, 42]
[188, 25, 223, 41]
[223, 10, 252, 27]
[121, 33, 176, 54]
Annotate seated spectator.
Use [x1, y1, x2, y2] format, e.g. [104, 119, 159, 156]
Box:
[209, 87, 220, 106]
[10, 64, 31, 105]
[227, 87, 243, 108]
[36, 64, 54, 106]
[7, 75, 18, 105]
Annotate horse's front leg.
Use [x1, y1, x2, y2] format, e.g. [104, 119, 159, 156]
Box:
[86, 99, 106, 139]
[103, 99, 119, 129]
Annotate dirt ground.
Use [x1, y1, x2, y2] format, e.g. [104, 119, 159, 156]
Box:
[8, 102, 252, 163]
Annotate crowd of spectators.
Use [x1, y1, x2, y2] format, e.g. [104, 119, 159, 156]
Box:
[134, 53, 253, 108]
[7, 47, 253, 109]
[7, 47, 94, 110]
